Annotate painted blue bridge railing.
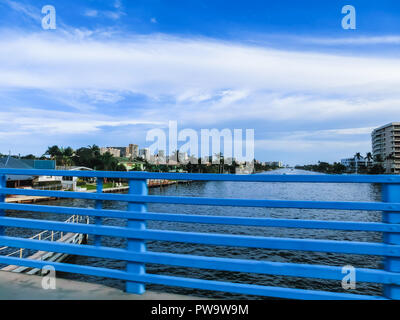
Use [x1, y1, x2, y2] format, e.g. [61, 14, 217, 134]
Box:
[0, 169, 400, 299]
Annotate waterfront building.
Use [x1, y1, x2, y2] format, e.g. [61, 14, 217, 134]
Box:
[101, 145, 139, 158]
[56, 166, 94, 191]
[340, 156, 366, 173]
[372, 122, 400, 173]
[139, 148, 150, 161]
[0, 156, 58, 188]
[158, 150, 165, 158]
[114, 147, 128, 157]
[0, 156, 35, 187]
[100, 147, 121, 158]
[178, 152, 189, 163]
[128, 144, 139, 158]
[265, 161, 284, 168]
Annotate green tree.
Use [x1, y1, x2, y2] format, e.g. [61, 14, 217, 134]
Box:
[45, 145, 62, 159]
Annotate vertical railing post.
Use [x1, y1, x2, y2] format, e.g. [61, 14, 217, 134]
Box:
[126, 178, 147, 294]
[94, 177, 103, 246]
[0, 174, 6, 236]
[383, 183, 400, 299]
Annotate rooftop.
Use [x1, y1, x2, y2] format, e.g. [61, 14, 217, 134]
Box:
[372, 122, 400, 133]
[0, 156, 35, 181]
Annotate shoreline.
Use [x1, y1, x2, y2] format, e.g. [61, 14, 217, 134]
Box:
[5, 179, 192, 204]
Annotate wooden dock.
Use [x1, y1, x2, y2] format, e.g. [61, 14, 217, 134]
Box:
[6, 195, 58, 204]
[4, 179, 192, 204]
[0, 215, 88, 274]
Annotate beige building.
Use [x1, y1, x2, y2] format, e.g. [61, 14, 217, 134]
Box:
[100, 147, 121, 158]
[100, 144, 139, 158]
[372, 122, 400, 173]
[128, 144, 139, 158]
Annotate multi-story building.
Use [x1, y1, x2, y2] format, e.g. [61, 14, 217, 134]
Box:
[101, 144, 139, 158]
[118, 147, 129, 157]
[340, 156, 368, 173]
[139, 148, 150, 161]
[178, 152, 189, 163]
[128, 144, 139, 158]
[372, 122, 400, 173]
[158, 150, 165, 158]
[265, 161, 284, 168]
[100, 147, 121, 158]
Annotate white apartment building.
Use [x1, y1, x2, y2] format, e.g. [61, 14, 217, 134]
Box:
[372, 122, 400, 174]
[139, 148, 150, 161]
[340, 156, 371, 172]
[265, 161, 284, 168]
[178, 152, 189, 163]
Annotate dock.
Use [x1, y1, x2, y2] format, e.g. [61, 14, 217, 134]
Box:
[5, 179, 192, 204]
[6, 195, 58, 203]
[0, 215, 87, 274]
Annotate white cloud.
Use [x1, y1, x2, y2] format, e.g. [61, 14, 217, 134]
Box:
[2, 0, 41, 21]
[82, 4, 125, 20]
[257, 137, 370, 152]
[84, 10, 98, 17]
[0, 30, 399, 159]
[1, 32, 399, 99]
[303, 35, 400, 45]
[114, 0, 122, 9]
[0, 107, 162, 135]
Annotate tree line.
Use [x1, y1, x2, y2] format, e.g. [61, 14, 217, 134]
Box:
[296, 152, 385, 174]
[4, 145, 280, 174]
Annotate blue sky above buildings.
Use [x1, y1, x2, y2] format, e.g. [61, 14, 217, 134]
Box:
[1, 0, 400, 164]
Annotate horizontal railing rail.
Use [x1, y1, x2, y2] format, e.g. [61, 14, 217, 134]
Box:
[0, 214, 87, 260]
[1, 187, 399, 211]
[0, 168, 400, 183]
[0, 202, 398, 232]
[0, 169, 399, 300]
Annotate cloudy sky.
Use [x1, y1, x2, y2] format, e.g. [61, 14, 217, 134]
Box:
[1, 0, 400, 165]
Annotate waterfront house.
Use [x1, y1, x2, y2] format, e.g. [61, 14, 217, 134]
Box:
[0, 156, 35, 187]
[0, 156, 58, 188]
[56, 166, 93, 191]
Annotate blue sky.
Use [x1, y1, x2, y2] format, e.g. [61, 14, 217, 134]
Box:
[1, 0, 400, 165]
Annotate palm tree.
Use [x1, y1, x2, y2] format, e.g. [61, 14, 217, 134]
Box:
[374, 154, 383, 163]
[45, 145, 61, 159]
[88, 144, 100, 156]
[366, 152, 373, 168]
[57, 147, 74, 166]
[170, 150, 179, 163]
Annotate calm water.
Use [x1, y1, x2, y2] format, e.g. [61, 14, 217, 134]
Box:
[4, 169, 384, 299]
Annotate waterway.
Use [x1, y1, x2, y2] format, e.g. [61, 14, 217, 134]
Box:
[4, 169, 384, 299]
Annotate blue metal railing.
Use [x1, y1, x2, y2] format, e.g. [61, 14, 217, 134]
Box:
[0, 169, 399, 299]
